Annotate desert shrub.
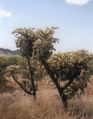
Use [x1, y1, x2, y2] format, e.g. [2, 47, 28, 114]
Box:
[0, 56, 21, 90]
[0, 57, 8, 90]
[6, 56, 21, 66]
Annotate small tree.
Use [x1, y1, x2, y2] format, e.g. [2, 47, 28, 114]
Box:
[12, 27, 93, 108]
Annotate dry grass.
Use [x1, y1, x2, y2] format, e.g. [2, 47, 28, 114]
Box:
[0, 89, 71, 119]
[0, 78, 93, 119]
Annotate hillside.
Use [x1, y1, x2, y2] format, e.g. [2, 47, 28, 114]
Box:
[0, 48, 20, 55]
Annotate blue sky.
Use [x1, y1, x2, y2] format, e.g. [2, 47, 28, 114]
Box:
[0, 0, 93, 52]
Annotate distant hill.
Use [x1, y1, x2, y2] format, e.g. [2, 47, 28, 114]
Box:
[0, 48, 20, 55]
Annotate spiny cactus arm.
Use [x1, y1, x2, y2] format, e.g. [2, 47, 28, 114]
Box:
[11, 71, 34, 95]
[63, 79, 74, 91]
[40, 58, 63, 95]
[26, 58, 36, 96]
[63, 64, 84, 90]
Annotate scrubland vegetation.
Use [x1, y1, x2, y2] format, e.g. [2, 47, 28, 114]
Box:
[1, 27, 93, 119]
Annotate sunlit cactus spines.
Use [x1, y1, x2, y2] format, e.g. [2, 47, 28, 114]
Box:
[48, 50, 93, 100]
[12, 28, 36, 58]
[33, 27, 58, 59]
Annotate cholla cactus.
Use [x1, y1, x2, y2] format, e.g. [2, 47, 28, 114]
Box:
[33, 27, 58, 59]
[12, 27, 93, 108]
[48, 50, 93, 103]
[12, 28, 36, 58]
[12, 27, 58, 97]
[12, 28, 37, 96]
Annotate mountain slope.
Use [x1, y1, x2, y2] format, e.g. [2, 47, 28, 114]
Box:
[0, 48, 20, 55]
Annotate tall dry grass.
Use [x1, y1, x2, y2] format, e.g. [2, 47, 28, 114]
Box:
[0, 89, 71, 119]
[0, 79, 93, 119]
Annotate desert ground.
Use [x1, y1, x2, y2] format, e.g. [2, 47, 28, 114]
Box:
[0, 76, 93, 119]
